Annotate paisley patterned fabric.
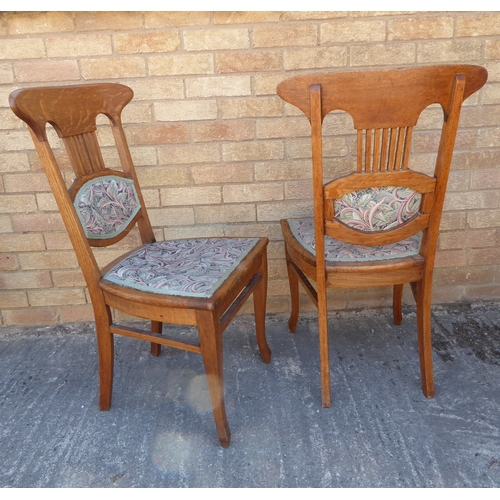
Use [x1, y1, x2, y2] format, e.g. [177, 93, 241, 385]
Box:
[103, 238, 259, 298]
[288, 218, 422, 262]
[74, 176, 141, 240]
[334, 186, 421, 232]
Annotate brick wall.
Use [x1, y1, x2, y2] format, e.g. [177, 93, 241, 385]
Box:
[1, 11, 499, 326]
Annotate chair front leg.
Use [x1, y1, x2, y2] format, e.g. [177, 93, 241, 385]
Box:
[150, 320, 162, 357]
[94, 303, 114, 411]
[393, 284, 404, 326]
[196, 310, 231, 448]
[253, 252, 271, 364]
[285, 245, 300, 333]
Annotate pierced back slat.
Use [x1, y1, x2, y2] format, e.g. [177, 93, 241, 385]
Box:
[64, 132, 106, 177]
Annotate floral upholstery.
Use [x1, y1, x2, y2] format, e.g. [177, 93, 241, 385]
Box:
[103, 238, 260, 298]
[288, 218, 422, 262]
[74, 175, 141, 239]
[334, 186, 421, 232]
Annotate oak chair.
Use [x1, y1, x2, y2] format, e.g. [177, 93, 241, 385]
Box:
[276, 65, 487, 408]
[9, 83, 272, 448]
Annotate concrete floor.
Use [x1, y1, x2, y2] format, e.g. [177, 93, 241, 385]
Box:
[1, 301, 500, 488]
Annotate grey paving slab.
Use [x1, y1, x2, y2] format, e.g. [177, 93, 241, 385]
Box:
[1, 302, 500, 487]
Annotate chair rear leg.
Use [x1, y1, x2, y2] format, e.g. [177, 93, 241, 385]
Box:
[415, 280, 435, 398]
[317, 286, 331, 408]
[150, 320, 162, 357]
[197, 310, 231, 448]
[393, 284, 404, 326]
[253, 253, 271, 364]
[94, 305, 114, 411]
[285, 246, 300, 333]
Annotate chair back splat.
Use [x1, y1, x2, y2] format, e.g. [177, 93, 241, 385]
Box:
[277, 65, 487, 407]
[10, 83, 271, 448]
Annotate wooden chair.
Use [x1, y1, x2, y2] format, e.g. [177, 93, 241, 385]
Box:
[9, 83, 272, 448]
[276, 65, 487, 408]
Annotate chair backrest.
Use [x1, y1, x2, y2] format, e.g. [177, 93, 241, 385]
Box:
[9, 83, 155, 294]
[277, 65, 487, 265]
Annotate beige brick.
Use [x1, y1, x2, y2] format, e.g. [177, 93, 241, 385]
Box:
[483, 84, 500, 105]
[321, 20, 386, 43]
[183, 28, 250, 51]
[253, 24, 317, 48]
[223, 221, 282, 239]
[456, 13, 500, 36]
[122, 103, 153, 124]
[114, 32, 180, 54]
[149, 53, 214, 76]
[434, 249, 466, 268]
[147, 207, 194, 227]
[43, 232, 72, 251]
[443, 191, 499, 211]
[14, 60, 80, 83]
[223, 182, 283, 203]
[80, 57, 146, 79]
[28, 288, 86, 307]
[186, 75, 251, 98]
[59, 306, 95, 323]
[124, 78, 184, 101]
[452, 150, 500, 171]
[52, 270, 86, 288]
[388, 17, 454, 40]
[254, 160, 311, 181]
[195, 204, 256, 224]
[0, 254, 18, 271]
[351, 43, 416, 66]
[144, 11, 211, 28]
[485, 40, 500, 60]
[75, 12, 143, 31]
[0, 271, 52, 290]
[0, 233, 45, 252]
[216, 51, 282, 73]
[191, 164, 254, 185]
[0, 108, 24, 130]
[192, 121, 254, 142]
[158, 143, 220, 165]
[0, 214, 12, 232]
[219, 97, 282, 119]
[470, 169, 500, 190]
[3, 172, 50, 193]
[0, 152, 30, 173]
[283, 12, 348, 21]
[257, 200, 313, 221]
[439, 229, 496, 250]
[439, 211, 466, 231]
[126, 124, 190, 145]
[254, 74, 289, 96]
[469, 247, 500, 266]
[0, 62, 13, 83]
[417, 40, 482, 63]
[136, 166, 190, 187]
[256, 117, 310, 139]
[12, 213, 64, 233]
[160, 186, 221, 206]
[0, 38, 45, 60]
[19, 251, 78, 270]
[46, 34, 112, 57]
[1, 130, 38, 152]
[0, 291, 28, 308]
[213, 12, 281, 24]
[285, 180, 313, 200]
[284, 46, 347, 71]
[0, 194, 37, 213]
[465, 285, 500, 302]
[286, 136, 348, 159]
[5, 11, 74, 33]
[222, 140, 284, 162]
[165, 225, 225, 240]
[2, 308, 58, 326]
[155, 100, 218, 122]
[468, 210, 500, 229]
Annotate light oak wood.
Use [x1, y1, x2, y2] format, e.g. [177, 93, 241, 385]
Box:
[277, 65, 487, 408]
[10, 83, 272, 448]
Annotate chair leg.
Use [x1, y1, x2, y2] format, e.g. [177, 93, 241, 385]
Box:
[285, 246, 300, 333]
[95, 304, 114, 411]
[393, 284, 404, 326]
[197, 310, 231, 448]
[317, 285, 331, 408]
[253, 253, 271, 364]
[150, 321, 162, 357]
[415, 280, 435, 398]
